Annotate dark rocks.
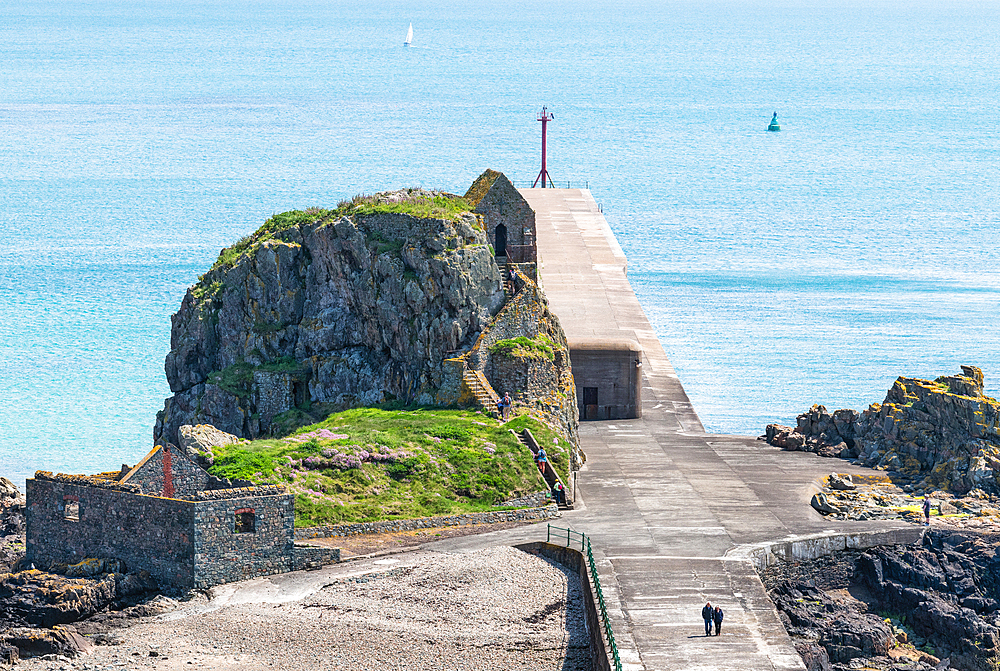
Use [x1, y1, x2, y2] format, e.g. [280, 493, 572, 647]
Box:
[0, 567, 158, 628]
[770, 581, 894, 663]
[0, 478, 25, 574]
[762, 529, 1000, 671]
[829, 473, 857, 491]
[2, 627, 94, 659]
[795, 642, 831, 671]
[811, 492, 844, 514]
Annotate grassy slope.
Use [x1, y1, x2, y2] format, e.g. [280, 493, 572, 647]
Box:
[207, 407, 571, 527]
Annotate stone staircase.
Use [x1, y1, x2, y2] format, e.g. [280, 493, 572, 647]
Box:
[503, 261, 517, 302]
[514, 428, 573, 510]
[462, 368, 500, 415]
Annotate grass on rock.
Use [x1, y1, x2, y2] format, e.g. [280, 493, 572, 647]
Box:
[207, 407, 571, 528]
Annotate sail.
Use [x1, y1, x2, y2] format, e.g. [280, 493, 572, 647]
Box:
[404, 23, 413, 46]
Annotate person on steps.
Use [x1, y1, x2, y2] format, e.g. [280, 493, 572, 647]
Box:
[536, 447, 548, 474]
[496, 396, 505, 420]
[702, 602, 713, 637]
[713, 605, 724, 636]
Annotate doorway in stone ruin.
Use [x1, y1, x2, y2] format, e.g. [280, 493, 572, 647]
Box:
[494, 224, 507, 257]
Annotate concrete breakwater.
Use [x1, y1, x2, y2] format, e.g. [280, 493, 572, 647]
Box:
[506, 187, 934, 671]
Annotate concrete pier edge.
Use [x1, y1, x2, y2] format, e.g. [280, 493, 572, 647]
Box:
[508, 187, 924, 671]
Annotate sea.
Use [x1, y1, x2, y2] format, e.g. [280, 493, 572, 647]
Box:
[2, 0, 999, 489]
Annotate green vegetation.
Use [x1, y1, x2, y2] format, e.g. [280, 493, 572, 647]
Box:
[210, 208, 328, 273]
[489, 335, 557, 360]
[334, 192, 472, 222]
[206, 406, 573, 527]
[206, 357, 305, 398]
[192, 281, 225, 302]
[207, 361, 255, 398]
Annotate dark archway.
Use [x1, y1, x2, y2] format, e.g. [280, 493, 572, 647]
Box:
[494, 224, 507, 257]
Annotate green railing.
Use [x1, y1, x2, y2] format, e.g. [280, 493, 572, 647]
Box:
[547, 524, 622, 671]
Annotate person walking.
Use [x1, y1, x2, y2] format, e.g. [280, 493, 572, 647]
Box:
[713, 605, 724, 636]
[923, 493, 932, 526]
[701, 602, 713, 637]
[503, 392, 512, 419]
[496, 396, 505, 420]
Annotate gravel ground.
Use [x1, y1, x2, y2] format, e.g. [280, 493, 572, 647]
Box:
[12, 546, 590, 671]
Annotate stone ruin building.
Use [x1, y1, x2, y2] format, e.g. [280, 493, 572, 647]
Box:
[25, 443, 335, 590]
[465, 169, 537, 267]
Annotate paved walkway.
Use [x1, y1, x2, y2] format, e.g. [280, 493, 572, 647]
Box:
[428, 189, 922, 671]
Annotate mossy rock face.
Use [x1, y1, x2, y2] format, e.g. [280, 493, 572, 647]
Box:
[155, 193, 505, 446]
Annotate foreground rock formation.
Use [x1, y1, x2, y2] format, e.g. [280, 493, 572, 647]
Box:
[154, 191, 507, 445]
[765, 366, 1000, 496]
[762, 529, 1000, 671]
[0, 478, 24, 574]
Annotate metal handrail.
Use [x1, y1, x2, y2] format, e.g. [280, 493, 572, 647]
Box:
[547, 524, 623, 671]
[512, 181, 591, 190]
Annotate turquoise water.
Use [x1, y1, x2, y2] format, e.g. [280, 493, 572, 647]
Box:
[2, 0, 999, 487]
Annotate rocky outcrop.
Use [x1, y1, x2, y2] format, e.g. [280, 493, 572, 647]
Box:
[0, 479, 24, 574]
[154, 191, 506, 445]
[762, 530, 1000, 671]
[462, 269, 579, 449]
[764, 366, 1000, 495]
[177, 423, 244, 467]
[0, 566, 158, 628]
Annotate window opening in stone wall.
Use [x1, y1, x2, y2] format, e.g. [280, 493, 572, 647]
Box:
[63, 496, 80, 521]
[235, 508, 255, 534]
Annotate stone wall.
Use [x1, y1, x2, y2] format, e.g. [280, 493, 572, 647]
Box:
[517, 541, 614, 671]
[293, 504, 558, 540]
[292, 543, 342, 570]
[252, 370, 306, 434]
[25, 477, 196, 589]
[466, 170, 536, 260]
[122, 443, 212, 497]
[192, 492, 295, 588]
[498, 491, 550, 508]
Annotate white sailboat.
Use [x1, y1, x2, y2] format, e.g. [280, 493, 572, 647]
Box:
[403, 23, 413, 46]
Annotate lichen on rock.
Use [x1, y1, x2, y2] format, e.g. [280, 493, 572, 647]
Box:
[764, 366, 1000, 496]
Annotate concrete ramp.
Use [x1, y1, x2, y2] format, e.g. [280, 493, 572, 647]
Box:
[512, 188, 918, 671]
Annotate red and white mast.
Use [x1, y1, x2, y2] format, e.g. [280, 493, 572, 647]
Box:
[532, 106, 554, 188]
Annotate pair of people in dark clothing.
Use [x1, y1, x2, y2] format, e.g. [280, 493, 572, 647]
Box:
[701, 602, 724, 636]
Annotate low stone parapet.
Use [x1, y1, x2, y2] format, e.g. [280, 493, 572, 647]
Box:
[292, 543, 341, 569]
[294, 504, 558, 540]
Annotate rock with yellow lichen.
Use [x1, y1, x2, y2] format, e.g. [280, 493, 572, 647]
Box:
[0, 564, 157, 628]
[765, 366, 1000, 496]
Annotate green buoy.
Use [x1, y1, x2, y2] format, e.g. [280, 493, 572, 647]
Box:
[767, 111, 780, 132]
